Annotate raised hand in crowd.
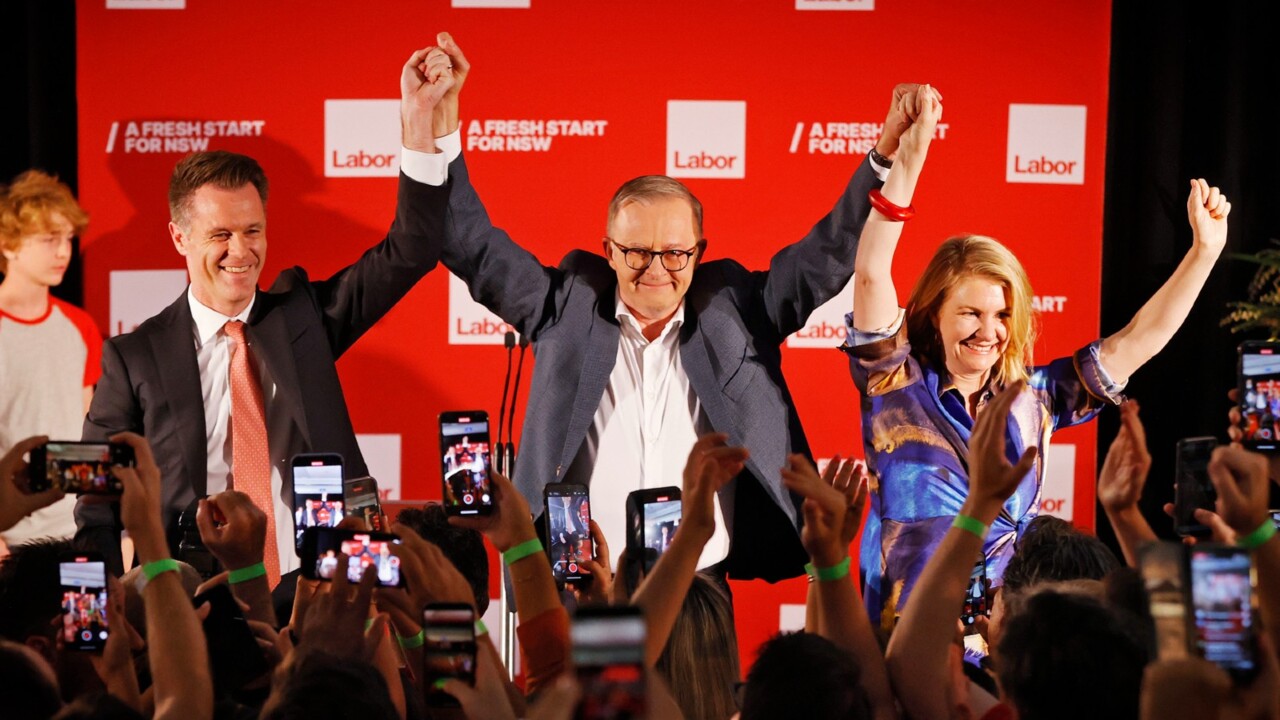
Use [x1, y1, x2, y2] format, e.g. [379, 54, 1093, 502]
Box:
[110, 431, 213, 720]
[0, 435, 66, 534]
[195, 490, 276, 626]
[1097, 400, 1158, 565]
[875, 82, 941, 160]
[88, 574, 144, 714]
[573, 519, 614, 607]
[631, 433, 747, 667]
[1206, 444, 1280, 656]
[449, 469, 568, 694]
[782, 454, 895, 720]
[886, 380, 1033, 720]
[401, 36, 457, 152]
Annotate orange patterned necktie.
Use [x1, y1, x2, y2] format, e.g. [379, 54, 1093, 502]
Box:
[223, 320, 280, 585]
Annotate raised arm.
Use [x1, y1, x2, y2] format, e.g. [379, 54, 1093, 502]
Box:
[630, 433, 746, 667]
[1096, 401, 1158, 566]
[112, 432, 213, 720]
[782, 455, 894, 720]
[1098, 179, 1229, 381]
[885, 380, 1035, 720]
[853, 84, 941, 333]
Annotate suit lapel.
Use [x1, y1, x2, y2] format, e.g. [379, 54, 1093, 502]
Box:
[150, 295, 209, 496]
[558, 302, 621, 472]
[247, 292, 312, 445]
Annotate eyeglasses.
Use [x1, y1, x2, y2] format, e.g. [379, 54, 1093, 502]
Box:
[607, 239, 702, 272]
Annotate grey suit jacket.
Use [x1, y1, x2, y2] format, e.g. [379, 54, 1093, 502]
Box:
[443, 156, 882, 581]
[78, 175, 448, 574]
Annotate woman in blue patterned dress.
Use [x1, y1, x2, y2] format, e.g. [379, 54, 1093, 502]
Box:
[846, 84, 1231, 625]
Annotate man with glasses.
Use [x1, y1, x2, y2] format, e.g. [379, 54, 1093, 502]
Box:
[419, 33, 920, 580]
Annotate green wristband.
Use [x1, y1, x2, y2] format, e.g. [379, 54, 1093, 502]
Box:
[813, 557, 851, 582]
[474, 619, 488, 636]
[502, 538, 543, 566]
[142, 558, 180, 582]
[1238, 519, 1278, 550]
[396, 629, 426, 649]
[952, 514, 988, 539]
[228, 562, 266, 584]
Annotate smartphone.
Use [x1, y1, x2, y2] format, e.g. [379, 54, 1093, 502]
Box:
[439, 411, 493, 516]
[300, 527, 404, 587]
[1174, 437, 1218, 538]
[193, 584, 268, 692]
[344, 476, 386, 532]
[960, 555, 990, 627]
[572, 606, 646, 720]
[625, 487, 681, 571]
[291, 453, 345, 552]
[423, 603, 477, 708]
[1139, 541, 1192, 662]
[545, 483, 593, 583]
[1188, 545, 1258, 682]
[59, 552, 109, 652]
[1239, 341, 1280, 452]
[29, 441, 134, 494]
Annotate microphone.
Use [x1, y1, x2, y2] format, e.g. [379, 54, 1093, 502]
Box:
[496, 331, 516, 475]
[506, 335, 529, 476]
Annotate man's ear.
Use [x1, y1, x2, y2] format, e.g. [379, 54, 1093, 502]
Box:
[169, 221, 188, 256]
[602, 237, 618, 270]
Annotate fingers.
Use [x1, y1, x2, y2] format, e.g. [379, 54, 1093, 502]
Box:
[108, 431, 157, 473]
[850, 474, 869, 520]
[588, 519, 611, 568]
[1011, 446, 1040, 483]
[819, 453, 843, 485]
[195, 497, 221, 543]
[436, 31, 470, 74]
[1192, 508, 1237, 544]
[194, 571, 229, 598]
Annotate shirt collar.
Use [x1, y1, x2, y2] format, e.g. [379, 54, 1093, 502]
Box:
[187, 287, 255, 348]
[614, 290, 685, 343]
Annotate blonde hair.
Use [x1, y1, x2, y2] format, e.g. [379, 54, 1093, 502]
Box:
[905, 235, 1036, 385]
[0, 170, 89, 273]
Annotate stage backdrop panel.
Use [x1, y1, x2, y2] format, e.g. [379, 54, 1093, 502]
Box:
[77, 0, 1112, 670]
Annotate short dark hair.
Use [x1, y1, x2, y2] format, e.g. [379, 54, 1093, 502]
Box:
[0, 539, 75, 643]
[740, 632, 871, 720]
[394, 503, 490, 614]
[1002, 515, 1120, 594]
[168, 150, 268, 227]
[996, 589, 1145, 720]
[0, 639, 62, 720]
[261, 651, 398, 720]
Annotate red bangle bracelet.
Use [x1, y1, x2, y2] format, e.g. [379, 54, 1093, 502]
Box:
[868, 188, 916, 221]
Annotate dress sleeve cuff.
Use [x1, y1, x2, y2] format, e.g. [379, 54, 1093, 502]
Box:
[845, 308, 905, 347]
[400, 146, 448, 186]
[1074, 341, 1127, 403]
[436, 127, 463, 162]
[868, 153, 892, 182]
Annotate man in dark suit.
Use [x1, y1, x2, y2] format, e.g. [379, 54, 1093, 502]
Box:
[77, 45, 457, 576]
[426, 34, 922, 581]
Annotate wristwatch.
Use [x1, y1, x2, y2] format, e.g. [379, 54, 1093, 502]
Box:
[869, 147, 893, 169]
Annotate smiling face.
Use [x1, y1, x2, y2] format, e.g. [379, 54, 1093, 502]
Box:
[935, 276, 1011, 384]
[2, 211, 74, 289]
[604, 196, 702, 328]
[170, 183, 266, 316]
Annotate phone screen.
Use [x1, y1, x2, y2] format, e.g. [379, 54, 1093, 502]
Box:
[1189, 548, 1256, 678]
[547, 485, 593, 582]
[1240, 343, 1280, 452]
[59, 556, 108, 652]
[439, 413, 493, 516]
[344, 477, 385, 532]
[573, 610, 646, 720]
[1174, 438, 1218, 537]
[423, 605, 477, 707]
[293, 455, 345, 550]
[305, 529, 404, 587]
[38, 442, 130, 494]
[960, 556, 990, 626]
[642, 496, 681, 556]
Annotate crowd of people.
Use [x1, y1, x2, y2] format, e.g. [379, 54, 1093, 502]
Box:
[0, 29, 1269, 720]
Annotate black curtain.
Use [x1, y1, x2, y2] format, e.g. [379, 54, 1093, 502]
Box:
[6, 1, 1280, 551]
[1098, 2, 1280, 551]
[1, 0, 81, 304]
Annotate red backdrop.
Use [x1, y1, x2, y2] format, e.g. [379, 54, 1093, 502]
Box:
[77, 0, 1112, 670]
